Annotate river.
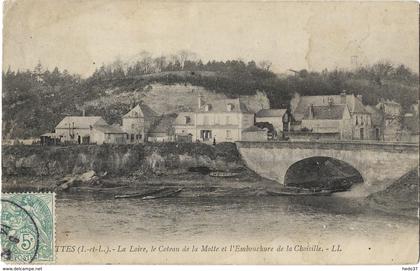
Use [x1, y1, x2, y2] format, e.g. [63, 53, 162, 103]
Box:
[56, 192, 417, 243]
[54, 192, 419, 264]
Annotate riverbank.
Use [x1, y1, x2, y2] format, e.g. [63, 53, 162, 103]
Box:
[367, 169, 418, 217]
[2, 142, 282, 197]
[2, 143, 417, 218]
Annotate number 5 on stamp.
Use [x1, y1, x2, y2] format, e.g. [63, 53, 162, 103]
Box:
[1, 193, 55, 264]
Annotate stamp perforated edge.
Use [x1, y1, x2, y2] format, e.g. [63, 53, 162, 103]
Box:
[1, 192, 56, 264]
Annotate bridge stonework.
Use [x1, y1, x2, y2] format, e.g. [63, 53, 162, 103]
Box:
[236, 141, 419, 193]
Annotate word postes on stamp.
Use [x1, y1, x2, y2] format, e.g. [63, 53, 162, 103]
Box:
[1, 193, 55, 263]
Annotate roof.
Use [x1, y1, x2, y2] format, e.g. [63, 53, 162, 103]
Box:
[256, 109, 287, 118]
[294, 94, 369, 121]
[93, 125, 126, 134]
[148, 114, 177, 135]
[351, 96, 370, 114]
[198, 98, 253, 113]
[303, 105, 346, 120]
[242, 126, 266, 133]
[123, 104, 157, 119]
[55, 116, 107, 129]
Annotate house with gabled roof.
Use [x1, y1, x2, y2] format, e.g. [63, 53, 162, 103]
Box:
[53, 116, 126, 144]
[290, 91, 372, 140]
[121, 103, 158, 143]
[174, 96, 254, 143]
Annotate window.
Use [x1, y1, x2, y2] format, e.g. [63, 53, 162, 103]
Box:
[355, 116, 358, 125]
[131, 123, 135, 129]
[204, 104, 212, 112]
[226, 130, 231, 138]
[227, 103, 234, 112]
[185, 116, 191, 124]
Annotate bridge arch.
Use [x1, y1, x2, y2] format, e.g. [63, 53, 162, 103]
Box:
[236, 141, 418, 195]
[284, 156, 364, 189]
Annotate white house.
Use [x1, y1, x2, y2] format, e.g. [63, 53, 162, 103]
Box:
[174, 96, 254, 143]
[54, 116, 126, 144]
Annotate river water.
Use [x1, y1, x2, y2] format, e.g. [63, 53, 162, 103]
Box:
[56, 193, 417, 244]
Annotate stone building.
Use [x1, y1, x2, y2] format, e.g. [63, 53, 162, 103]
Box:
[52, 116, 126, 144]
[376, 100, 402, 141]
[121, 103, 158, 143]
[90, 125, 126, 144]
[174, 96, 254, 143]
[290, 92, 372, 140]
[365, 105, 384, 141]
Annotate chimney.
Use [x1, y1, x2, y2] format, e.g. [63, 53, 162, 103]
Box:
[82, 109, 85, 117]
[340, 90, 346, 104]
[198, 95, 203, 109]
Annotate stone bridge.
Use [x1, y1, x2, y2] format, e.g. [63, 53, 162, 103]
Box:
[236, 141, 418, 193]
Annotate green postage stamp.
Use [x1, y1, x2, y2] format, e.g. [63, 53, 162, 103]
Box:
[1, 193, 55, 264]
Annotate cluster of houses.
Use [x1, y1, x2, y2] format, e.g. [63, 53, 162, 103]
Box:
[40, 91, 419, 145]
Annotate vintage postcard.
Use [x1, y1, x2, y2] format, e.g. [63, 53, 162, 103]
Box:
[1, 0, 419, 265]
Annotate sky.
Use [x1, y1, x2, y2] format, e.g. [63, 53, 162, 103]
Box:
[3, 0, 419, 77]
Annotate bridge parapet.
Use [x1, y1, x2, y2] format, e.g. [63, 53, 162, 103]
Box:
[236, 140, 419, 154]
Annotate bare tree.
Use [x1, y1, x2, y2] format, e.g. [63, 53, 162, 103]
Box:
[139, 51, 154, 74]
[371, 61, 394, 85]
[177, 50, 197, 69]
[153, 55, 167, 72]
[258, 60, 272, 71]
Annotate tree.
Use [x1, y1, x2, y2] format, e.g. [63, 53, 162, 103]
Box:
[33, 61, 43, 75]
[154, 55, 167, 72]
[371, 61, 394, 85]
[258, 60, 272, 71]
[177, 50, 197, 69]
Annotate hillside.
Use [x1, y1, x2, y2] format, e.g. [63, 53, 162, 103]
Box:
[83, 83, 269, 125]
[3, 59, 418, 139]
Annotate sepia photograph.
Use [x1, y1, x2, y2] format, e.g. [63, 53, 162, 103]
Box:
[1, 0, 419, 265]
